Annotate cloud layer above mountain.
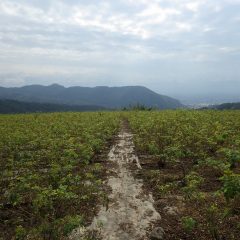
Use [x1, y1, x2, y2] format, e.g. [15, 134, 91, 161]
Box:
[0, 0, 240, 103]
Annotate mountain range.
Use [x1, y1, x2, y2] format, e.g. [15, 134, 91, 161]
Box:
[0, 84, 183, 111]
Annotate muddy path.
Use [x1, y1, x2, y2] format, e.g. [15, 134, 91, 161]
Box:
[71, 122, 161, 240]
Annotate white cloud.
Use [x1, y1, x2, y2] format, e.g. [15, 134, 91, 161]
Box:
[0, 0, 240, 100]
[186, 2, 202, 12]
[0, 0, 191, 39]
[175, 22, 192, 32]
[219, 47, 240, 53]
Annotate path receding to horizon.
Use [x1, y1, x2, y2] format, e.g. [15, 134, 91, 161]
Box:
[70, 122, 161, 240]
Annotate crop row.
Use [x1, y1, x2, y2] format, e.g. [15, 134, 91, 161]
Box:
[0, 112, 120, 239]
[127, 110, 240, 239]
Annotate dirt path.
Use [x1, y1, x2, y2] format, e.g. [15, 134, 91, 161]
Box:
[71, 122, 161, 240]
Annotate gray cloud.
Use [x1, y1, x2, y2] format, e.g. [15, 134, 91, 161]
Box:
[0, 0, 240, 103]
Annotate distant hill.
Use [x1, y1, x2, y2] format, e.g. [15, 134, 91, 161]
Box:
[0, 84, 183, 109]
[0, 99, 106, 114]
[210, 102, 240, 110]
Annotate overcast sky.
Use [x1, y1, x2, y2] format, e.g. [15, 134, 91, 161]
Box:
[0, 0, 240, 103]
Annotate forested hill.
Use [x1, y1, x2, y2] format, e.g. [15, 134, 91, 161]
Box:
[0, 84, 183, 109]
[210, 102, 240, 110]
[0, 99, 105, 114]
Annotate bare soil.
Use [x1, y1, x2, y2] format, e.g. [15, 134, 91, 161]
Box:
[70, 121, 161, 240]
